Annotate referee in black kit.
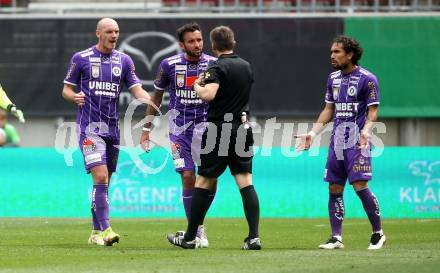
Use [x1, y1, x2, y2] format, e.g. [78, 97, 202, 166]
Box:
[167, 26, 261, 250]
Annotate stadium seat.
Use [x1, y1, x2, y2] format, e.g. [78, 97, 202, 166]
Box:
[162, 0, 180, 6]
[288, 0, 392, 8]
[219, 0, 291, 7]
[162, 0, 217, 6]
[289, 0, 335, 7]
[0, 0, 12, 7]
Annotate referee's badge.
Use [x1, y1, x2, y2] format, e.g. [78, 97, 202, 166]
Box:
[91, 65, 100, 78]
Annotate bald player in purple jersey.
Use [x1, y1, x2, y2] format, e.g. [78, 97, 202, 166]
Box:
[62, 18, 151, 246]
[296, 36, 386, 250]
[141, 22, 216, 248]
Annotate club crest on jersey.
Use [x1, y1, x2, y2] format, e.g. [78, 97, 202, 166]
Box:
[112, 66, 121, 77]
[176, 74, 185, 88]
[347, 86, 357, 97]
[91, 65, 100, 78]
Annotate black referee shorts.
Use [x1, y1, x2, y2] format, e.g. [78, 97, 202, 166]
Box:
[198, 120, 254, 178]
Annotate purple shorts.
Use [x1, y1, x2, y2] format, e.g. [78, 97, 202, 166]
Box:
[79, 133, 120, 173]
[169, 123, 205, 173]
[324, 145, 372, 185]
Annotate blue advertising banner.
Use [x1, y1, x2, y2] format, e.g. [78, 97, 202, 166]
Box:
[0, 147, 439, 218]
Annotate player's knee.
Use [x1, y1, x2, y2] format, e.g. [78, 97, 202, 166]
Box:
[352, 181, 368, 191]
[181, 171, 196, 189]
[235, 173, 252, 189]
[93, 172, 108, 184]
[329, 183, 344, 194]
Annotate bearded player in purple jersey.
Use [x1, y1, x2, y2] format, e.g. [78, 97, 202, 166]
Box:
[296, 36, 386, 250]
[62, 18, 151, 246]
[141, 23, 216, 248]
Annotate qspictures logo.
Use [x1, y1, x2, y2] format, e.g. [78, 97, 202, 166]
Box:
[401, 161, 440, 213]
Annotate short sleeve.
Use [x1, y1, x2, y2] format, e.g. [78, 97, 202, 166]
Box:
[365, 76, 380, 106]
[203, 62, 223, 85]
[153, 60, 169, 90]
[123, 55, 142, 90]
[324, 76, 334, 104]
[63, 53, 81, 86]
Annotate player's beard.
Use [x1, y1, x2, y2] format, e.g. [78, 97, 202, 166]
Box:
[332, 62, 348, 70]
[184, 46, 202, 58]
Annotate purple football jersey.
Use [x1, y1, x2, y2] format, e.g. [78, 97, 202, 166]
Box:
[323, 66, 379, 183]
[325, 66, 380, 148]
[153, 53, 216, 136]
[64, 46, 141, 138]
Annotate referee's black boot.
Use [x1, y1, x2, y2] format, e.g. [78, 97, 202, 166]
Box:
[241, 237, 262, 250]
[167, 232, 201, 249]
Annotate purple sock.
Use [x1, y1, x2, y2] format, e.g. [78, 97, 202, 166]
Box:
[328, 193, 344, 237]
[92, 184, 110, 231]
[91, 207, 101, 231]
[356, 188, 382, 233]
[182, 188, 193, 220]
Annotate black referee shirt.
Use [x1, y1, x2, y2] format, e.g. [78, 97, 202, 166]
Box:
[202, 53, 254, 121]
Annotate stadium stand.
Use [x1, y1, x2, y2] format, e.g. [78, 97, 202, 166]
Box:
[0, 0, 434, 12]
[0, 0, 12, 7]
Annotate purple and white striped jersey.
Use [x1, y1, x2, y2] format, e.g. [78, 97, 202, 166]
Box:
[64, 46, 141, 138]
[325, 66, 380, 144]
[153, 53, 216, 135]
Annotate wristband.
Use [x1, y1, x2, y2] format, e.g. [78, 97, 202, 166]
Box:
[142, 127, 152, 132]
[6, 104, 15, 113]
[308, 130, 317, 138]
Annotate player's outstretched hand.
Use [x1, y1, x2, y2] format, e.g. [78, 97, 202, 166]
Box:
[140, 131, 151, 153]
[10, 106, 25, 123]
[74, 91, 86, 106]
[294, 133, 313, 151]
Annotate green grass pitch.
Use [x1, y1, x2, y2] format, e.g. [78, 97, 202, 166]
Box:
[0, 218, 439, 273]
